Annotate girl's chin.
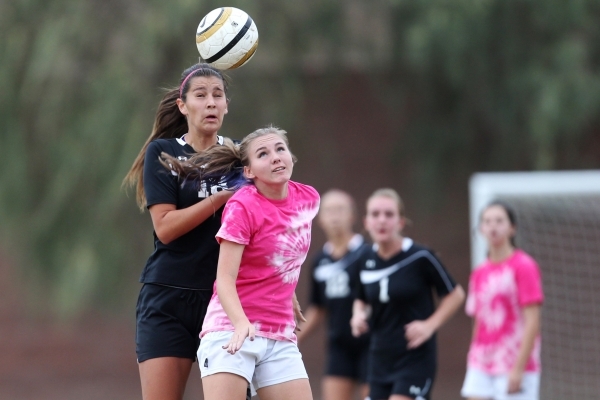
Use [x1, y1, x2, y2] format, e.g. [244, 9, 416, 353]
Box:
[373, 235, 394, 243]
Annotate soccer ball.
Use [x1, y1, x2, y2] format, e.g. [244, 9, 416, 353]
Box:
[196, 7, 259, 70]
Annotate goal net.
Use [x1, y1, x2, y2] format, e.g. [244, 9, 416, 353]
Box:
[469, 170, 600, 400]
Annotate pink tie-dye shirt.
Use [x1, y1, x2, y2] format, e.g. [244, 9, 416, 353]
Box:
[201, 181, 320, 343]
[465, 249, 544, 374]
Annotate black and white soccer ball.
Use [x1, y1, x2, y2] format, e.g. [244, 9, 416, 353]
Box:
[196, 7, 259, 70]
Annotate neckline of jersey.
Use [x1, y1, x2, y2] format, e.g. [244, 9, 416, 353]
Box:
[176, 134, 224, 149]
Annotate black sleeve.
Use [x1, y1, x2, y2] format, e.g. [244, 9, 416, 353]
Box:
[422, 250, 457, 297]
[347, 243, 371, 303]
[309, 260, 325, 307]
[144, 140, 178, 208]
[351, 253, 367, 302]
[355, 275, 366, 301]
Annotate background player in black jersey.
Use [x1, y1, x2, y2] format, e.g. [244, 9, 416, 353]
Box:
[298, 189, 370, 400]
[350, 188, 465, 400]
[123, 63, 236, 400]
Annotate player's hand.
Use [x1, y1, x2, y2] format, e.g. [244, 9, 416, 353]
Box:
[404, 320, 434, 349]
[350, 314, 369, 337]
[292, 295, 306, 332]
[507, 368, 523, 394]
[223, 321, 255, 355]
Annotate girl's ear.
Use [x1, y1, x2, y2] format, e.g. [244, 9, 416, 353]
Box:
[509, 225, 517, 241]
[243, 165, 254, 179]
[176, 98, 187, 116]
[398, 217, 406, 232]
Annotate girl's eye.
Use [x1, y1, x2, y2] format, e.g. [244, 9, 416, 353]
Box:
[258, 151, 267, 158]
[277, 146, 286, 152]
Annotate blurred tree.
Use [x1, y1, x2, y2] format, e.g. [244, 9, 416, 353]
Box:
[1, 0, 599, 317]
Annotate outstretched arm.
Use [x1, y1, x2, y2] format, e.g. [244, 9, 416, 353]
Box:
[215, 239, 254, 354]
[405, 285, 466, 349]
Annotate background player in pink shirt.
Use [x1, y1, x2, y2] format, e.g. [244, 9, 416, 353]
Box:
[162, 126, 319, 400]
[461, 201, 544, 400]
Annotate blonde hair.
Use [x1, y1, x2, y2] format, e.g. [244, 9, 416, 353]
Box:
[367, 188, 406, 218]
[320, 189, 357, 216]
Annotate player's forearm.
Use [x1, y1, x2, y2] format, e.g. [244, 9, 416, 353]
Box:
[217, 273, 249, 327]
[513, 305, 541, 372]
[297, 306, 325, 341]
[215, 241, 249, 327]
[426, 285, 465, 332]
[152, 191, 232, 243]
[352, 298, 369, 318]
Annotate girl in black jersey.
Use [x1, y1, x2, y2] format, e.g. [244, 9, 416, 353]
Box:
[297, 189, 370, 400]
[123, 63, 237, 400]
[350, 188, 465, 400]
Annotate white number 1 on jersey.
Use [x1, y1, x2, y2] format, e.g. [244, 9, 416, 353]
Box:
[379, 277, 390, 303]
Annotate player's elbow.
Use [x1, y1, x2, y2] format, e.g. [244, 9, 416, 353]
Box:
[452, 284, 466, 303]
[155, 226, 176, 245]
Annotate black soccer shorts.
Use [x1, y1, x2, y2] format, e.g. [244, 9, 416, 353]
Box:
[136, 283, 211, 363]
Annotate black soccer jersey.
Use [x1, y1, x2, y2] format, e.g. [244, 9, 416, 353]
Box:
[356, 238, 456, 354]
[310, 234, 370, 345]
[140, 135, 229, 289]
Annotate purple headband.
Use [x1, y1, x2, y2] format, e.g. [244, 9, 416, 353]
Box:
[179, 66, 224, 98]
[179, 69, 198, 98]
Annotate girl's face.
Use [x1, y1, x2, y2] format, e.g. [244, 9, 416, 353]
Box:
[364, 196, 405, 245]
[244, 134, 294, 189]
[318, 193, 354, 237]
[177, 76, 228, 135]
[479, 205, 515, 247]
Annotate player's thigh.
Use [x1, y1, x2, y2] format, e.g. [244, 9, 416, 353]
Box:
[138, 356, 193, 400]
[359, 382, 370, 400]
[257, 378, 313, 400]
[253, 339, 308, 391]
[322, 376, 355, 400]
[389, 395, 413, 400]
[202, 372, 249, 400]
[326, 339, 369, 383]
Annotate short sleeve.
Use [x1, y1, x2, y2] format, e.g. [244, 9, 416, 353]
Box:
[423, 250, 457, 297]
[216, 198, 254, 245]
[355, 277, 366, 301]
[465, 272, 477, 317]
[515, 256, 544, 306]
[144, 141, 178, 207]
[309, 263, 325, 307]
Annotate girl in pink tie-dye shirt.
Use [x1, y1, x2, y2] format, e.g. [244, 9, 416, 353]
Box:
[461, 201, 543, 400]
[162, 126, 319, 400]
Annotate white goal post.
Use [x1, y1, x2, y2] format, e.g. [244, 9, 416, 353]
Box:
[469, 170, 600, 267]
[468, 170, 600, 400]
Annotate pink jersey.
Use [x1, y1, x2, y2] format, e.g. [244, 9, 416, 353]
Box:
[465, 249, 544, 374]
[201, 181, 320, 343]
